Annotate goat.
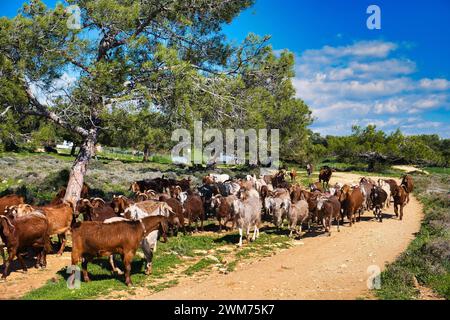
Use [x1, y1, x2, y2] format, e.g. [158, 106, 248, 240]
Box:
[370, 186, 388, 222]
[76, 198, 117, 222]
[287, 200, 310, 238]
[401, 174, 414, 203]
[265, 196, 290, 229]
[392, 185, 408, 220]
[232, 191, 261, 246]
[319, 166, 333, 189]
[160, 196, 186, 234]
[339, 185, 364, 226]
[35, 202, 74, 255]
[4, 204, 34, 218]
[316, 195, 341, 235]
[0, 213, 51, 279]
[211, 194, 238, 232]
[377, 179, 391, 208]
[359, 177, 375, 211]
[71, 215, 169, 286]
[0, 194, 25, 214]
[182, 193, 205, 232]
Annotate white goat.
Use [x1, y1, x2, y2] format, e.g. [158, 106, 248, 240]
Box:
[232, 192, 262, 247]
[287, 200, 310, 237]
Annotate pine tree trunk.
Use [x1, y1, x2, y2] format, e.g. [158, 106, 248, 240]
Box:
[64, 129, 97, 206]
[143, 143, 150, 162]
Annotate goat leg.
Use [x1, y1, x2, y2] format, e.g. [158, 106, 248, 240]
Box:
[141, 238, 154, 275]
[81, 257, 90, 282]
[252, 225, 258, 241]
[35, 249, 41, 268]
[109, 254, 124, 275]
[0, 245, 5, 268]
[238, 228, 243, 247]
[123, 252, 134, 287]
[56, 233, 67, 256]
[2, 249, 16, 279]
[17, 252, 28, 273]
[40, 248, 47, 268]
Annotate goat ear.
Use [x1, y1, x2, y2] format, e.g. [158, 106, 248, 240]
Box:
[0, 216, 15, 234]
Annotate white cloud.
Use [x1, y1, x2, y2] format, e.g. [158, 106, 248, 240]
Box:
[419, 78, 450, 90]
[292, 40, 450, 137]
[301, 41, 397, 62]
[30, 71, 78, 106]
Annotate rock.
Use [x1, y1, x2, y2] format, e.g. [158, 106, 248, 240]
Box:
[193, 250, 208, 255]
[219, 268, 229, 274]
[205, 255, 220, 263]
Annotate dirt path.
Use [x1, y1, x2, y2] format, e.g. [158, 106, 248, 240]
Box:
[132, 173, 423, 300]
[392, 165, 429, 175]
[0, 251, 71, 299]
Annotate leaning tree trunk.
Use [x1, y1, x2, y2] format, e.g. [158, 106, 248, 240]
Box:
[63, 129, 97, 206]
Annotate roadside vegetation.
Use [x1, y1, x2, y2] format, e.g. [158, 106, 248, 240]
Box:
[375, 173, 450, 300]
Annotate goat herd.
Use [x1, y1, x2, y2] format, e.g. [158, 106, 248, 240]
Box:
[0, 167, 414, 286]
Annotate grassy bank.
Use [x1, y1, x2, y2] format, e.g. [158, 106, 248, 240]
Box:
[375, 173, 450, 299]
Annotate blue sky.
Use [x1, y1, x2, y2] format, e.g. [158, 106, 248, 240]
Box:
[2, 0, 450, 137]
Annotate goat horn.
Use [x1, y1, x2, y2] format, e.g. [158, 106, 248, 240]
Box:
[0, 216, 15, 230]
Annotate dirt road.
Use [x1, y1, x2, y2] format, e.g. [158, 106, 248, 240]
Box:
[0, 252, 71, 299]
[137, 173, 423, 300]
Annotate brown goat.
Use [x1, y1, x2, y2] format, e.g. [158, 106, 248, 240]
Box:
[183, 194, 205, 232]
[316, 196, 341, 235]
[37, 202, 74, 255]
[3, 204, 34, 218]
[159, 196, 185, 234]
[177, 178, 191, 191]
[76, 199, 117, 222]
[289, 184, 303, 203]
[401, 175, 414, 203]
[211, 195, 237, 232]
[71, 215, 168, 286]
[201, 175, 214, 185]
[289, 168, 297, 182]
[301, 190, 321, 222]
[319, 166, 333, 189]
[0, 213, 51, 278]
[0, 194, 25, 215]
[50, 183, 89, 205]
[111, 195, 134, 215]
[339, 185, 364, 226]
[310, 181, 324, 193]
[392, 185, 408, 220]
